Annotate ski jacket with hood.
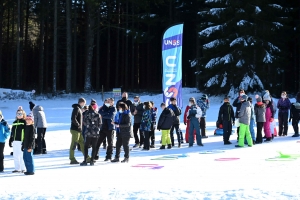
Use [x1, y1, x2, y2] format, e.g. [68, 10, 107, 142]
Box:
[33, 105, 47, 128]
[157, 108, 175, 130]
[70, 104, 83, 132]
[238, 101, 251, 125]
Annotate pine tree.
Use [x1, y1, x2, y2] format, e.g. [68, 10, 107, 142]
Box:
[197, 0, 290, 95]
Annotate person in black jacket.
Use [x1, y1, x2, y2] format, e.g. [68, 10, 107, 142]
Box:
[157, 103, 175, 149]
[130, 96, 144, 148]
[96, 98, 117, 162]
[116, 92, 133, 109]
[9, 107, 26, 173]
[23, 114, 36, 175]
[69, 98, 90, 164]
[218, 97, 235, 145]
[289, 92, 300, 137]
[111, 103, 133, 163]
[233, 89, 246, 140]
[168, 97, 183, 147]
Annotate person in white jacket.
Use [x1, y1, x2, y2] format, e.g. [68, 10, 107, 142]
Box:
[32, 104, 48, 155]
[186, 97, 203, 147]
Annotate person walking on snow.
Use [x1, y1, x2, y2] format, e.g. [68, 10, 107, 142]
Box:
[23, 113, 36, 175]
[130, 96, 144, 148]
[277, 91, 291, 136]
[263, 94, 274, 142]
[32, 104, 48, 155]
[157, 103, 174, 149]
[254, 96, 266, 144]
[168, 97, 183, 147]
[186, 97, 203, 147]
[80, 105, 102, 166]
[235, 95, 253, 147]
[289, 92, 300, 137]
[0, 110, 11, 173]
[69, 98, 90, 164]
[9, 107, 26, 173]
[111, 103, 133, 163]
[197, 94, 210, 138]
[218, 96, 235, 145]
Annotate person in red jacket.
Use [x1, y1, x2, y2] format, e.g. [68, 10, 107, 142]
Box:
[183, 105, 196, 143]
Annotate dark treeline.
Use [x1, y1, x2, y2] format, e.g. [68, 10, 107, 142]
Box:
[0, 0, 299, 96]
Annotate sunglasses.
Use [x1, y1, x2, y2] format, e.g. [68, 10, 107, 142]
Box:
[17, 113, 23, 117]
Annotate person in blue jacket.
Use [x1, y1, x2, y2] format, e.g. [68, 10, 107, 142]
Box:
[0, 110, 11, 173]
[95, 98, 116, 161]
[187, 98, 203, 147]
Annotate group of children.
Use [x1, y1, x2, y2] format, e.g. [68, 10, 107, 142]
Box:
[0, 107, 36, 175]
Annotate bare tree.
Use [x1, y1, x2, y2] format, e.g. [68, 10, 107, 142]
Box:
[53, 0, 58, 95]
[66, 0, 72, 93]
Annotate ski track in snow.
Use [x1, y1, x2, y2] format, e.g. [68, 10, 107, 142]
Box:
[1, 88, 300, 199]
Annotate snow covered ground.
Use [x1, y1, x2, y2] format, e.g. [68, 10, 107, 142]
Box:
[1, 88, 300, 199]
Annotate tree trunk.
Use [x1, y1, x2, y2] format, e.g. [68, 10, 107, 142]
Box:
[146, 1, 151, 90]
[84, 1, 95, 92]
[23, 0, 30, 88]
[131, 2, 135, 91]
[0, 1, 3, 87]
[96, 9, 101, 90]
[72, 0, 77, 92]
[16, 0, 22, 88]
[39, 1, 45, 93]
[125, 0, 129, 90]
[11, 4, 15, 88]
[115, 0, 120, 88]
[106, 0, 111, 90]
[53, 0, 58, 95]
[66, 0, 72, 93]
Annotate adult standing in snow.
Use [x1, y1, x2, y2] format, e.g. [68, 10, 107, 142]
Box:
[168, 97, 183, 147]
[289, 92, 300, 137]
[96, 98, 117, 161]
[9, 107, 26, 173]
[186, 97, 203, 147]
[111, 103, 133, 163]
[116, 92, 133, 109]
[149, 101, 157, 148]
[277, 91, 291, 136]
[254, 96, 266, 144]
[32, 104, 48, 155]
[69, 98, 89, 164]
[157, 103, 174, 149]
[80, 105, 102, 166]
[130, 96, 144, 148]
[140, 102, 152, 151]
[0, 110, 11, 173]
[184, 105, 196, 143]
[233, 89, 246, 141]
[235, 95, 253, 147]
[197, 94, 210, 138]
[218, 97, 235, 145]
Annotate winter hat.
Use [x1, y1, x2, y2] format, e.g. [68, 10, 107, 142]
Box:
[92, 103, 98, 110]
[201, 94, 208, 100]
[240, 95, 248, 101]
[16, 106, 26, 119]
[91, 99, 97, 105]
[26, 113, 34, 121]
[263, 93, 271, 101]
[29, 101, 35, 111]
[255, 95, 262, 103]
[189, 97, 196, 104]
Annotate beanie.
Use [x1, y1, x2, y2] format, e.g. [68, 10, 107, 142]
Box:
[29, 101, 35, 111]
[26, 113, 34, 121]
[201, 94, 208, 100]
[255, 95, 262, 103]
[263, 93, 271, 101]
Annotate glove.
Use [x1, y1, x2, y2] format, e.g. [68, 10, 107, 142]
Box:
[21, 145, 24, 152]
[270, 118, 274, 122]
[184, 122, 187, 125]
[9, 138, 13, 147]
[289, 118, 292, 122]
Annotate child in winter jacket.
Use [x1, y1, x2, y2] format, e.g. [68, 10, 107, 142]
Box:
[184, 105, 196, 143]
[140, 102, 152, 150]
[187, 97, 203, 147]
[23, 114, 36, 175]
[235, 95, 253, 147]
[247, 97, 256, 144]
[254, 96, 266, 144]
[9, 107, 26, 173]
[277, 91, 291, 136]
[197, 94, 210, 138]
[263, 94, 274, 142]
[157, 103, 175, 149]
[0, 110, 11, 173]
[149, 101, 157, 148]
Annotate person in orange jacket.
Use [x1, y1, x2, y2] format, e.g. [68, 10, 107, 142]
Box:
[183, 105, 196, 143]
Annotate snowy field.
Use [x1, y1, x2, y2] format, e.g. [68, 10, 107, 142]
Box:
[1, 88, 300, 200]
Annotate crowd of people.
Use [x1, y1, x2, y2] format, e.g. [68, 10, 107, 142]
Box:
[1, 90, 300, 174]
